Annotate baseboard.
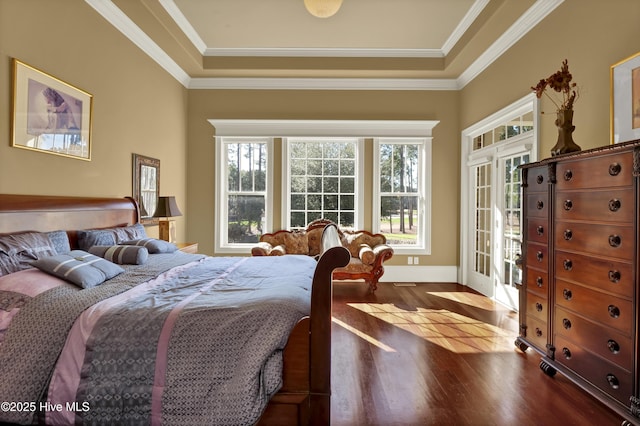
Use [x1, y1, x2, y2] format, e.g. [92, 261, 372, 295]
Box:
[381, 265, 458, 283]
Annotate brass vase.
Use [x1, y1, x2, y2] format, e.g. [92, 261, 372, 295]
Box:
[551, 109, 581, 156]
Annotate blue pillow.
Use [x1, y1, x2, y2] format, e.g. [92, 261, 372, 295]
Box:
[89, 245, 148, 265]
[122, 238, 177, 254]
[46, 230, 71, 254]
[77, 223, 147, 251]
[31, 250, 124, 289]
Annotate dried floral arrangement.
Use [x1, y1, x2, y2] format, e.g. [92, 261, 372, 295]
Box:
[531, 59, 579, 112]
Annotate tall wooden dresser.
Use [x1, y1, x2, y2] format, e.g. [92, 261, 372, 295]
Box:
[516, 139, 640, 424]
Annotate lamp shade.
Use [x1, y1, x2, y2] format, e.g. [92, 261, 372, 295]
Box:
[304, 0, 343, 18]
[153, 196, 182, 218]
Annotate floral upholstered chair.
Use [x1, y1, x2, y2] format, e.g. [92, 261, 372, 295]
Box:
[251, 219, 394, 292]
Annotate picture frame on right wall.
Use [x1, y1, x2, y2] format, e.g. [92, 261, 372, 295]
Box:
[611, 51, 640, 144]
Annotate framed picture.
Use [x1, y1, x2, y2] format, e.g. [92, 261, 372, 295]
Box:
[132, 153, 160, 225]
[611, 51, 640, 144]
[11, 58, 93, 160]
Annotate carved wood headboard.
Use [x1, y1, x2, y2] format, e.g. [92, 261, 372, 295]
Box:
[0, 194, 140, 249]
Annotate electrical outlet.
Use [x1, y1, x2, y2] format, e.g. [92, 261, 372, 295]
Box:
[414, 256, 420, 265]
[407, 257, 413, 265]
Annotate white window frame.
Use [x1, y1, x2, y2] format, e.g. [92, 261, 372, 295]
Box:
[373, 137, 432, 255]
[214, 136, 274, 254]
[209, 119, 439, 254]
[282, 137, 365, 230]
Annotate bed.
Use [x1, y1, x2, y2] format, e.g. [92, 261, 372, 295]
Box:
[0, 194, 350, 426]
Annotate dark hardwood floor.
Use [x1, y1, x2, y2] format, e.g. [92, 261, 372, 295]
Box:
[330, 281, 625, 426]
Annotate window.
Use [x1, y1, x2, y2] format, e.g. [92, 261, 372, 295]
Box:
[215, 137, 272, 253]
[472, 111, 534, 150]
[284, 138, 363, 230]
[209, 119, 438, 255]
[373, 138, 431, 255]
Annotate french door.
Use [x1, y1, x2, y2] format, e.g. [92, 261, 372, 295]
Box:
[466, 143, 532, 311]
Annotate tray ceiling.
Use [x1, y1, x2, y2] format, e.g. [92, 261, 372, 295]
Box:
[86, 0, 563, 89]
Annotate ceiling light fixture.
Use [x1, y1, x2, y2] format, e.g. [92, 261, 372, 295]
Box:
[304, 0, 343, 18]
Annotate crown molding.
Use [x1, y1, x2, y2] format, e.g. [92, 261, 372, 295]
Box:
[202, 47, 444, 58]
[189, 77, 460, 90]
[85, 0, 191, 87]
[87, 0, 563, 91]
[441, 0, 490, 55]
[159, 0, 207, 53]
[457, 0, 564, 88]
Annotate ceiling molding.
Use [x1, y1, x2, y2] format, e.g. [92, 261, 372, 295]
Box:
[457, 0, 564, 88]
[441, 0, 490, 55]
[86, 0, 564, 91]
[164, 0, 488, 59]
[85, 0, 191, 87]
[159, 0, 207, 53]
[208, 119, 440, 138]
[189, 77, 460, 91]
[202, 47, 444, 58]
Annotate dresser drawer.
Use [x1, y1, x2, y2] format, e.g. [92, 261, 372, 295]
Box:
[526, 217, 549, 244]
[554, 306, 633, 371]
[526, 194, 549, 219]
[525, 269, 548, 297]
[555, 188, 634, 223]
[555, 221, 634, 261]
[555, 279, 632, 335]
[525, 242, 549, 272]
[525, 315, 548, 352]
[555, 334, 633, 405]
[526, 291, 548, 322]
[524, 165, 550, 192]
[554, 251, 633, 298]
[556, 151, 634, 190]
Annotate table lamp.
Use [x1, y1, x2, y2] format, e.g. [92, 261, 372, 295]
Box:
[153, 196, 182, 242]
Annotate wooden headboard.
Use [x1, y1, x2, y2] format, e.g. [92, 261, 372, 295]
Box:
[0, 194, 140, 249]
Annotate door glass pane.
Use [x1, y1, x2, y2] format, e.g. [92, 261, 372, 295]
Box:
[502, 153, 529, 288]
[473, 163, 491, 277]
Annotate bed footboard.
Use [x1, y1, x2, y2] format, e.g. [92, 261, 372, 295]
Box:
[259, 224, 349, 426]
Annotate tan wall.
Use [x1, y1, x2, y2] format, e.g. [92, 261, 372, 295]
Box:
[186, 89, 462, 265]
[460, 0, 640, 155]
[0, 0, 189, 240]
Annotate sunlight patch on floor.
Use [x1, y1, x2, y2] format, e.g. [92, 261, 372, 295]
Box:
[332, 316, 397, 352]
[346, 302, 514, 354]
[425, 291, 499, 308]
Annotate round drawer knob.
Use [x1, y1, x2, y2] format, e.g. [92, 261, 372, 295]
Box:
[606, 374, 620, 390]
[608, 305, 621, 319]
[563, 229, 572, 240]
[537, 225, 544, 235]
[536, 276, 543, 287]
[563, 289, 572, 300]
[609, 199, 621, 212]
[563, 259, 572, 271]
[536, 251, 544, 262]
[535, 302, 543, 312]
[563, 170, 573, 181]
[535, 327, 543, 337]
[562, 347, 572, 359]
[562, 318, 572, 329]
[607, 339, 620, 354]
[537, 200, 544, 210]
[609, 163, 622, 176]
[536, 175, 544, 184]
[564, 200, 573, 211]
[608, 270, 621, 283]
[608, 234, 621, 248]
